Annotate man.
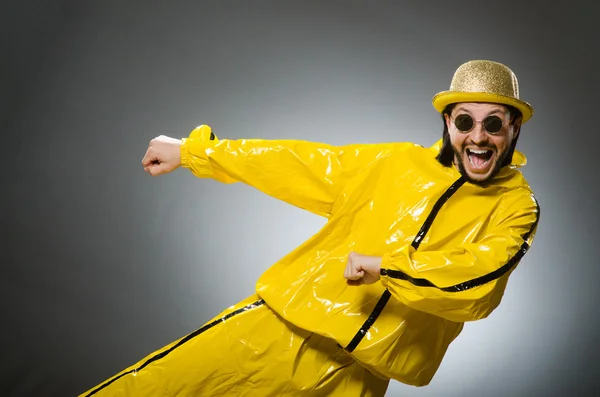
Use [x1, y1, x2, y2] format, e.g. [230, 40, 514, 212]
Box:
[80, 60, 540, 396]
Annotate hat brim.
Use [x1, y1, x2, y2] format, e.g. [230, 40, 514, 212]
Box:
[432, 91, 534, 123]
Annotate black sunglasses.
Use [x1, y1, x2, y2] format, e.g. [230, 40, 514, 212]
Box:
[452, 114, 505, 134]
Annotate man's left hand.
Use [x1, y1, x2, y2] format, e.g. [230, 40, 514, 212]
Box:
[344, 252, 382, 286]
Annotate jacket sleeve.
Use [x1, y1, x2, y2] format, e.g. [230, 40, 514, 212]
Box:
[379, 191, 541, 322]
[180, 125, 403, 218]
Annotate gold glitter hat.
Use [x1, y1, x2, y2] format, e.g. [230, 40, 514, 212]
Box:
[432, 60, 534, 123]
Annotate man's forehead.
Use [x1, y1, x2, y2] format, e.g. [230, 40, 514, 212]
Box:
[453, 102, 508, 113]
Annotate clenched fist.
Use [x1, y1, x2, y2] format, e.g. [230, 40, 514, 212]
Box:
[141, 135, 183, 176]
[344, 252, 382, 286]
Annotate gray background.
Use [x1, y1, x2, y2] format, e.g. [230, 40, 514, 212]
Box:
[2, 1, 598, 396]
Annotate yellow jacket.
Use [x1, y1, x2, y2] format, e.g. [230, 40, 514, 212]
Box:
[180, 125, 540, 387]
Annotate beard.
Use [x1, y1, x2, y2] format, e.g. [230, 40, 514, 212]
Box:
[452, 143, 511, 186]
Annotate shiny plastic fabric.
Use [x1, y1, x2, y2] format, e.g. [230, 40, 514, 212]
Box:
[80, 125, 540, 396]
[79, 294, 389, 396]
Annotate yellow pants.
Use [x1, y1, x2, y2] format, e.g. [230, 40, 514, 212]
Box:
[79, 294, 390, 396]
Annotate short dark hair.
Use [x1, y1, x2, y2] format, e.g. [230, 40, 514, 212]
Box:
[435, 103, 522, 167]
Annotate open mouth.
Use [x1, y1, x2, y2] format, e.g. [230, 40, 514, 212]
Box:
[466, 148, 494, 170]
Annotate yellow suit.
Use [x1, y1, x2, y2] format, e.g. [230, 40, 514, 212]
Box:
[80, 125, 540, 396]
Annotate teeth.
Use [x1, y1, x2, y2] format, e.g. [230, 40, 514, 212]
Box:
[468, 155, 489, 167]
[469, 149, 489, 154]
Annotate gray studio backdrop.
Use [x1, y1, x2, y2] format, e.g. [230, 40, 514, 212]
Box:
[2, 1, 598, 396]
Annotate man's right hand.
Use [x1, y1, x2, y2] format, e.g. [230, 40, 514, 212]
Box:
[141, 135, 183, 176]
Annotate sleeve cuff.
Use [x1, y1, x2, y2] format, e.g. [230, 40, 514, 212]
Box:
[379, 252, 395, 288]
[180, 125, 215, 170]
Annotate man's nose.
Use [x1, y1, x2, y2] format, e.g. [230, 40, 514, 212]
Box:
[470, 124, 488, 144]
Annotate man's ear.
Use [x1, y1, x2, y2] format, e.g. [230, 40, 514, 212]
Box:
[443, 113, 451, 130]
[511, 116, 523, 140]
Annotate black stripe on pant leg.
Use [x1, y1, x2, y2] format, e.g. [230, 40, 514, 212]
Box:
[344, 177, 466, 352]
[82, 299, 266, 396]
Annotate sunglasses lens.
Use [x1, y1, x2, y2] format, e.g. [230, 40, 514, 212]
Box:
[483, 116, 503, 133]
[454, 114, 473, 132]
